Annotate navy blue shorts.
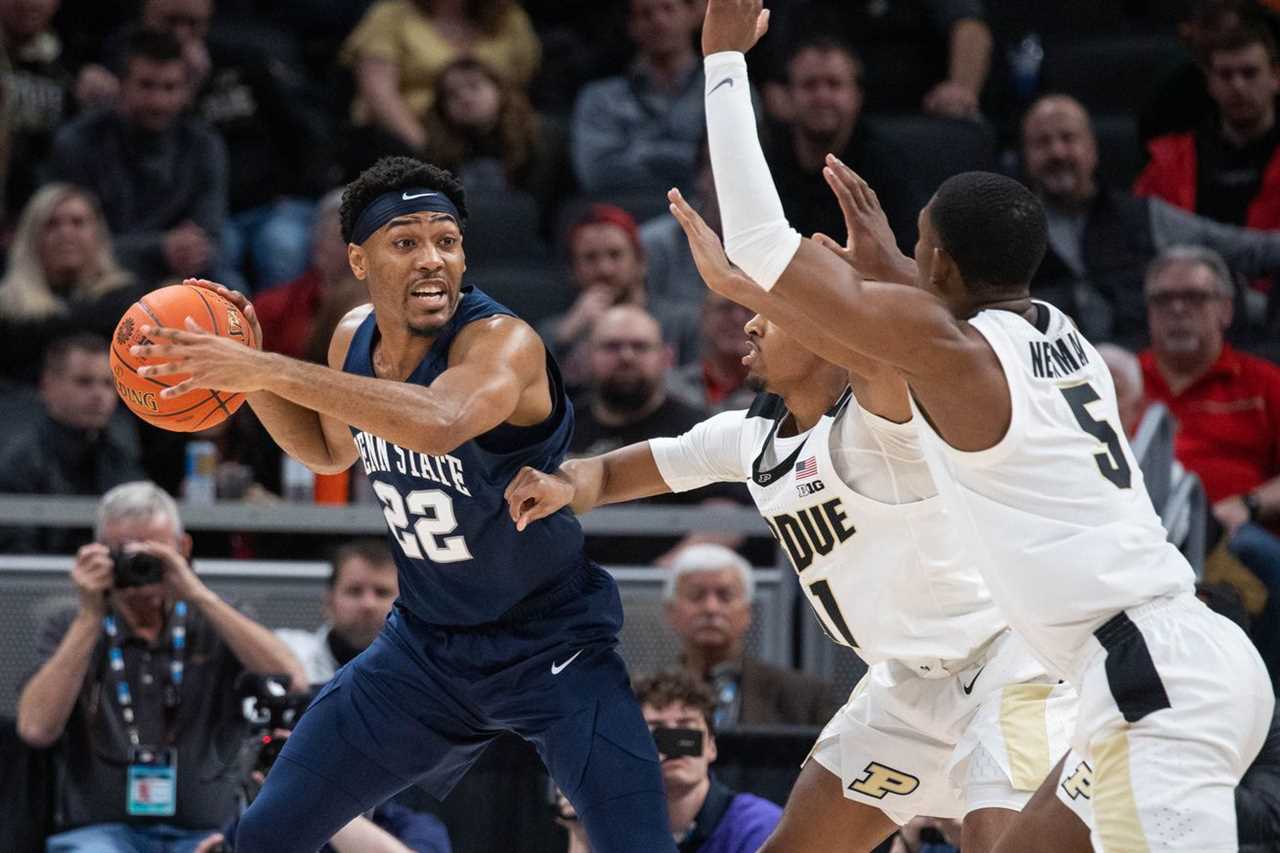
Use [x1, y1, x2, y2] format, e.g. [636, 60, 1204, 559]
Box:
[233, 561, 673, 853]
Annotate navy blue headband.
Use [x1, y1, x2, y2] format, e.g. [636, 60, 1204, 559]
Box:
[351, 188, 462, 245]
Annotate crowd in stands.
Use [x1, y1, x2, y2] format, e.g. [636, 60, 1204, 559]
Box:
[1, 0, 1280, 851]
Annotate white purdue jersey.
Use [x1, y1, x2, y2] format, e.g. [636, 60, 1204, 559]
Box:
[909, 301, 1195, 682]
[650, 389, 1006, 673]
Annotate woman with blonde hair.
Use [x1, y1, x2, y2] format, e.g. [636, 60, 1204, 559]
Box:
[0, 182, 142, 383]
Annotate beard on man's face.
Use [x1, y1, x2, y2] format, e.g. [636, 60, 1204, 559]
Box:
[597, 374, 657, 413]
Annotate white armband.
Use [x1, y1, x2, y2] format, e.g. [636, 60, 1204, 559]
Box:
[704, 51, 802, 291]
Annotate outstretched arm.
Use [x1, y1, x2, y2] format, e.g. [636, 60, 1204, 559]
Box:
[697, 0, 1009, 448]
[506, 408, 751, 530]
[505, 443, 673, 530]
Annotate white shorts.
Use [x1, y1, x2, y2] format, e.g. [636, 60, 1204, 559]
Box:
[809, 629, 1077, 825]
[1054, 594, 1273, 853]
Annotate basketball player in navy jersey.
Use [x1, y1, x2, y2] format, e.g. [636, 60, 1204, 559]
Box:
[128, 157, 675, 853]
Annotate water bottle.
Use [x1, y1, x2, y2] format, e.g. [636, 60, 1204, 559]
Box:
[182, 441, 218, 504]
[710, 666, 741, 731]
[281, 456, 315, 502]
[1008, 33, 1044, 102]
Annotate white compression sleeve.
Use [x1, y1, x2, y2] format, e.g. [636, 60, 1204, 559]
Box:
[704, 51, 802, 290]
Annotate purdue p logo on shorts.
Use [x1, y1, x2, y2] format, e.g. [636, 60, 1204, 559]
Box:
[849, 762, 921, 799]
[1060, 760, 1093, 801]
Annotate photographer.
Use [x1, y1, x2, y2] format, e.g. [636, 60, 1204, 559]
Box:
[15, 481, 306, 852]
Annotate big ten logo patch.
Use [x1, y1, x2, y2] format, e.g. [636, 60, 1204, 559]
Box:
[1060, 760, 1093, 801]
[849, 762, 920, 799]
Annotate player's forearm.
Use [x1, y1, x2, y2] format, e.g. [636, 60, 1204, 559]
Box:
[192, 591, 308, 687]
[247, 391, 348, 474]
[328, 815, 413, 853]
[947, 19, 992, 95]
[564, 443, 674, 513]
[17, 613, 100, 748]
[258, 354, 468, 457]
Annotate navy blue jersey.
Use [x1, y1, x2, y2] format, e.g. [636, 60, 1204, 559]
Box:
[342, 286, 585, 625]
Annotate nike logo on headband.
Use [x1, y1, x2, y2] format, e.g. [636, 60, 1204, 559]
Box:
[402, 191, 439, 201]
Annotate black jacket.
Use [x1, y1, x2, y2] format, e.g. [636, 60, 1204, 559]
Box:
[1239, 702, 1280, 853]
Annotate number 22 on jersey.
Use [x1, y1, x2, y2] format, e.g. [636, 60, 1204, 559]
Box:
[373, 481, 474, 563]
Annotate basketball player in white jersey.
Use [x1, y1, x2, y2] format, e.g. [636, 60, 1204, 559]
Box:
[505, 204, 1076, 851]
[687, 2, 1274, 850]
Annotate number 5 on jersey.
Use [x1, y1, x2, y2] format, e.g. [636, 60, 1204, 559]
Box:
[373, 481, 473, 562]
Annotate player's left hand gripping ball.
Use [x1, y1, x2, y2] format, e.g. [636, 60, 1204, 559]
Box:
[131, 317, 271, 401]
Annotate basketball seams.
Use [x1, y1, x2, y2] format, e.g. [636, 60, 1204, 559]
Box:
[115, 285, 248, 431]
[188, 285, 222, 335]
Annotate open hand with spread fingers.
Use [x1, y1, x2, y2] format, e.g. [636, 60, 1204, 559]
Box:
[504, 466, 577, 532]
[131, 317, 274, 398]
[667, 187, 761, 306]
[702, 0, 770, 56]
[817, 154, 917, 285]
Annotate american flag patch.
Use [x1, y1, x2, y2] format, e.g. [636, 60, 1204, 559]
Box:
[795, 457, 818, 479]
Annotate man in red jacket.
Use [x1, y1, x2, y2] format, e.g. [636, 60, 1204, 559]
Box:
[1135, 19, 1280, 232]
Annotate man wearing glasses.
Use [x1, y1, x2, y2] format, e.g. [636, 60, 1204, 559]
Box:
[1139, 245, 1280, 688]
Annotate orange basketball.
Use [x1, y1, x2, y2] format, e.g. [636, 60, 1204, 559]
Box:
[110, 284, 256, 432]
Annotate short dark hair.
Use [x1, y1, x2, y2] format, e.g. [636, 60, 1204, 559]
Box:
[339, 156, 469, 244]
[633, 670, 717, 735]
[929, 172, 1048, 295]
[786, 34, 863, 83]
[124, 26, 185, 67]
[1205, 17, 1280, 64]
[328, 539, 395, 589]
[43, 332, 107, 377]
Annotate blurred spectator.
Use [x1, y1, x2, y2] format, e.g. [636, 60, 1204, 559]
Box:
[634, 670, 782, 852]
[0, 0, 73, 221]
[669, 293, 755, 414]
[764, 0, 992, 119]
[15, 481, 305, 848]
[1136, 19, 1280, 231]
[570, 0, 703, 196]
[665, 544, 840, 728]
[1138, 246, 1279, 518]
[276, 539, 398, 687]
[47, 27, 227, 286]
[569, 304, 705, 458]
[0, 183, 143, 384]
[640, 139, 717, 309]
[1021, 94, 1280, 349]
[1096, 342, 1149, 436]
[539, 204, 698, 388]
[0, 333, 144, 554]
[424, 56, 572, 234]
[1137, 246, 1280, 685]
[140, 0, 332, 292]
[340, 0, 540, 160]
[568, 305, 744, 566]
[765, 35, 924, 252]
[255, 189, 365, 362]
[1140, 0, 1260, 145]
[267, 540, 453, 853]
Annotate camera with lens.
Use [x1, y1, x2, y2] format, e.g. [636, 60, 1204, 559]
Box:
[110, 548, 166, 588]
[236, 673, 313, 775]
